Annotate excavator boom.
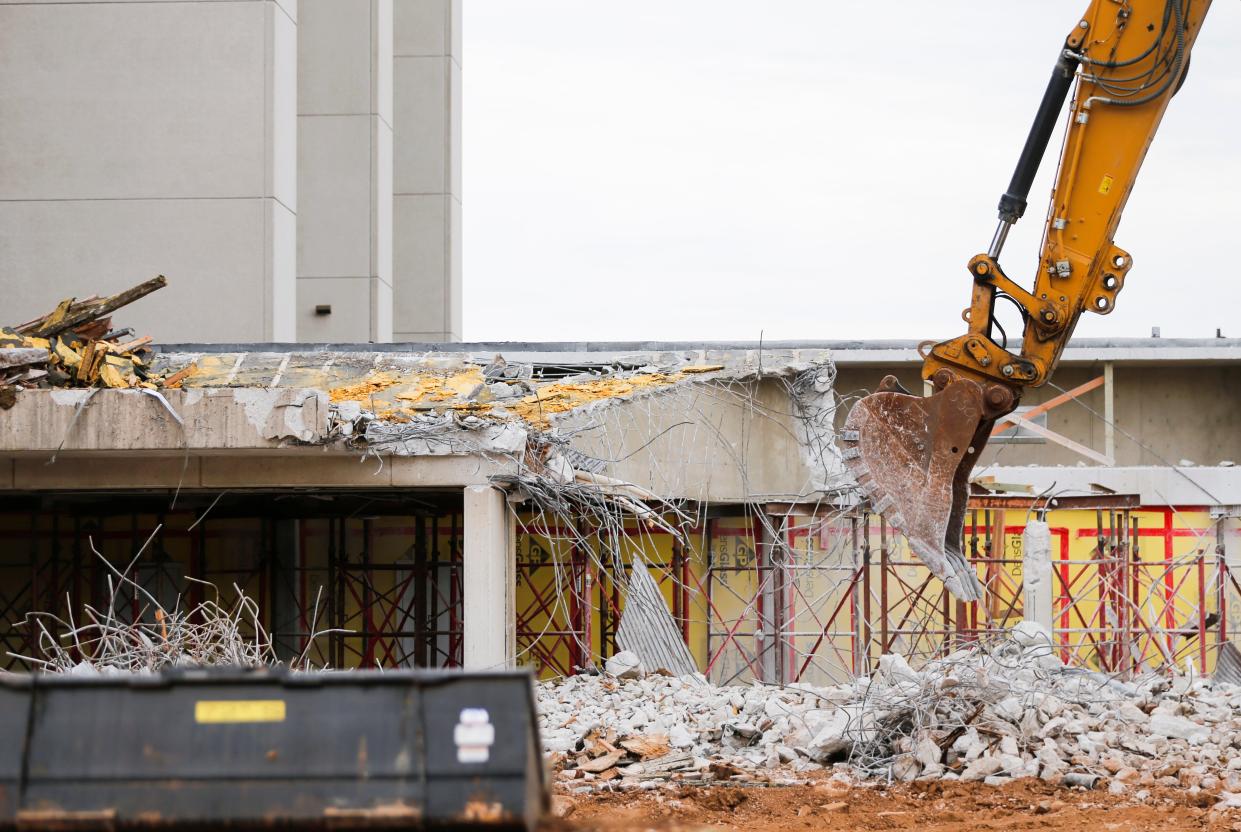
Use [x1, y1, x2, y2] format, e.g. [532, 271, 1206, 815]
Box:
[844, 0, 1214, 599]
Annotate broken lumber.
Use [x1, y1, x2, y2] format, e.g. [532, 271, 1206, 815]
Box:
[75, 341, 109, 384]
[3, 277, 184, 391]
[111, 335, 153, 353]
[162, 363, 197, 388]
[23, 276, 167, 338]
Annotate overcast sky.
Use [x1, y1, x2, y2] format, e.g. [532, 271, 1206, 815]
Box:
[463, 2, 1240, 343]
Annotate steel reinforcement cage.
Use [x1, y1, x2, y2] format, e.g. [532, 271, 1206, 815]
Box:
[1, 491, 1237, 682]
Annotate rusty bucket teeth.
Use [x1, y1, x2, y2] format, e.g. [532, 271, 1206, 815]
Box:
[841, 379, 989, 601]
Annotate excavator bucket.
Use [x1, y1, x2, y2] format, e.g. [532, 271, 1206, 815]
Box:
[841, 377, 991, 601]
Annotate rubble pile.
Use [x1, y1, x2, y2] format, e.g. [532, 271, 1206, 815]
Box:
[539, 625, 1241, 801]
[0, 276, 189, 405]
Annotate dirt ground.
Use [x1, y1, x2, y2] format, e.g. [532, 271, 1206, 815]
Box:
[544, 778, 1241, 832]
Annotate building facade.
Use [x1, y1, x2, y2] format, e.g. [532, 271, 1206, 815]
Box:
[0, 0, 461, 344]
[1, 339, 1238, 681]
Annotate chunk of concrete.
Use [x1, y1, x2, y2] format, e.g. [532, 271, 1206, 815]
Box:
[605, 650, 643, 680]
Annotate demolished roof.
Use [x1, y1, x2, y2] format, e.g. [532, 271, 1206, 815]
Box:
[146, 347, 840, 470]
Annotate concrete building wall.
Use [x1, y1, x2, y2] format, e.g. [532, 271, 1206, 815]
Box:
[392, 0, 462, 342]
[297, 0, 394, 343]
[1111, 365, 1241, 467]
[0, 0, 297, 342]
[1, 0, 463, 345]
[836, 363, 1241, 470]
[978, 364, 1241, 469]
[567, 378, 825, 503]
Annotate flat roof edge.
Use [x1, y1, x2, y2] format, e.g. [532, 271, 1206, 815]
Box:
[153, 338, 1241, 366]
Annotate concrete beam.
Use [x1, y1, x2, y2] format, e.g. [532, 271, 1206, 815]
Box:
[983, 466, 1241, 507]
[1, 452, 502, 491]
[0, 389, 328, 452]
[462, 484, 515, 670]
[14, 456, 204, 491]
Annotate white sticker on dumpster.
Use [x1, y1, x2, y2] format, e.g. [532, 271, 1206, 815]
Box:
[454, 708, 495, 763]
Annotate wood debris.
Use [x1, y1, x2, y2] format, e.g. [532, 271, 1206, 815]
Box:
[560, 726, 695, 783]
[0, 276, 191, 407]
[619, 734, 671, 759]
[576, 751, 624, 773]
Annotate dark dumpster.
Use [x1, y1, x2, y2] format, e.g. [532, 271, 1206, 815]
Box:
[0, 667, 547, 830]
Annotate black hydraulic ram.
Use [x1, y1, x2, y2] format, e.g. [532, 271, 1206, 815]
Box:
[989, 51, 1081, 258]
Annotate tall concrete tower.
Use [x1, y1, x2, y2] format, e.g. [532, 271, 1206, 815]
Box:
[0, 0, 462, 344]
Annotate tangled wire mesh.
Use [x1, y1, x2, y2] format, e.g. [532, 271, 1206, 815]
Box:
[840, 624, 1147, 777]
[7, 526, 342, 674]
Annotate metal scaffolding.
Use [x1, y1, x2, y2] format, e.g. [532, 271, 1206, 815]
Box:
[2, 491, 1236, 682]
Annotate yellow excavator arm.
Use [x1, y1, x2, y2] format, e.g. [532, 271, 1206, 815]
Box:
[842, 0, 1213, 600]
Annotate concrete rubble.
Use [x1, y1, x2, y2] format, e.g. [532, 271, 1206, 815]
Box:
[539, 623, 1241, 808]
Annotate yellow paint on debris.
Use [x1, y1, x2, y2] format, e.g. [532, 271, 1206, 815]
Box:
[365, 369, 692, 428]
[99, 363, 130, 389]
[392, 367, 484, 404]
[374, 407, 413, 422]
[327, 371, 403, 404]
[333, 367, 487, 420]
[392, 376, 441, 403]
[0, 330, 50, 351]
[182, 354, 242, 385]
[508, 372, 686, 429]
[53, 339, 82, 369]
[169, 353, 719, 430]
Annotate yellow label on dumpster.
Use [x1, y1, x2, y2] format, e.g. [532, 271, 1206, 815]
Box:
[1098, 174, 1114, 195]
[194, 700, 286, 724]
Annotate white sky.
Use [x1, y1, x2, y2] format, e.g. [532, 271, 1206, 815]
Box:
[463, 2, 1241, 343]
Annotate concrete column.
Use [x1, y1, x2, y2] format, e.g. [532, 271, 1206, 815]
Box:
[1023, 518, 1054, 632]
[297, 0, 394, 343]
[392, 0, 462, 342]
[270, 518, 302, 661]
[1214, 515, 1235, 652]
[0, 0, 297, 342]
[1104, 362, 1116, 464]
[462, 484, 515, 669]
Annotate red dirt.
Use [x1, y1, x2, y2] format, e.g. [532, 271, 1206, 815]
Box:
[544, 778, 1241, 832]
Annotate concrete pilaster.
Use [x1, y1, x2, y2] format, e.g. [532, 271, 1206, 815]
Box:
[392, 0, 462, 342]
[270, 518, 302, 661]
[297, 0, 394, 342]
[462, 484, 515, 669]
[0, 0, 297, 342]
[1023, 519, 1054, 632]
